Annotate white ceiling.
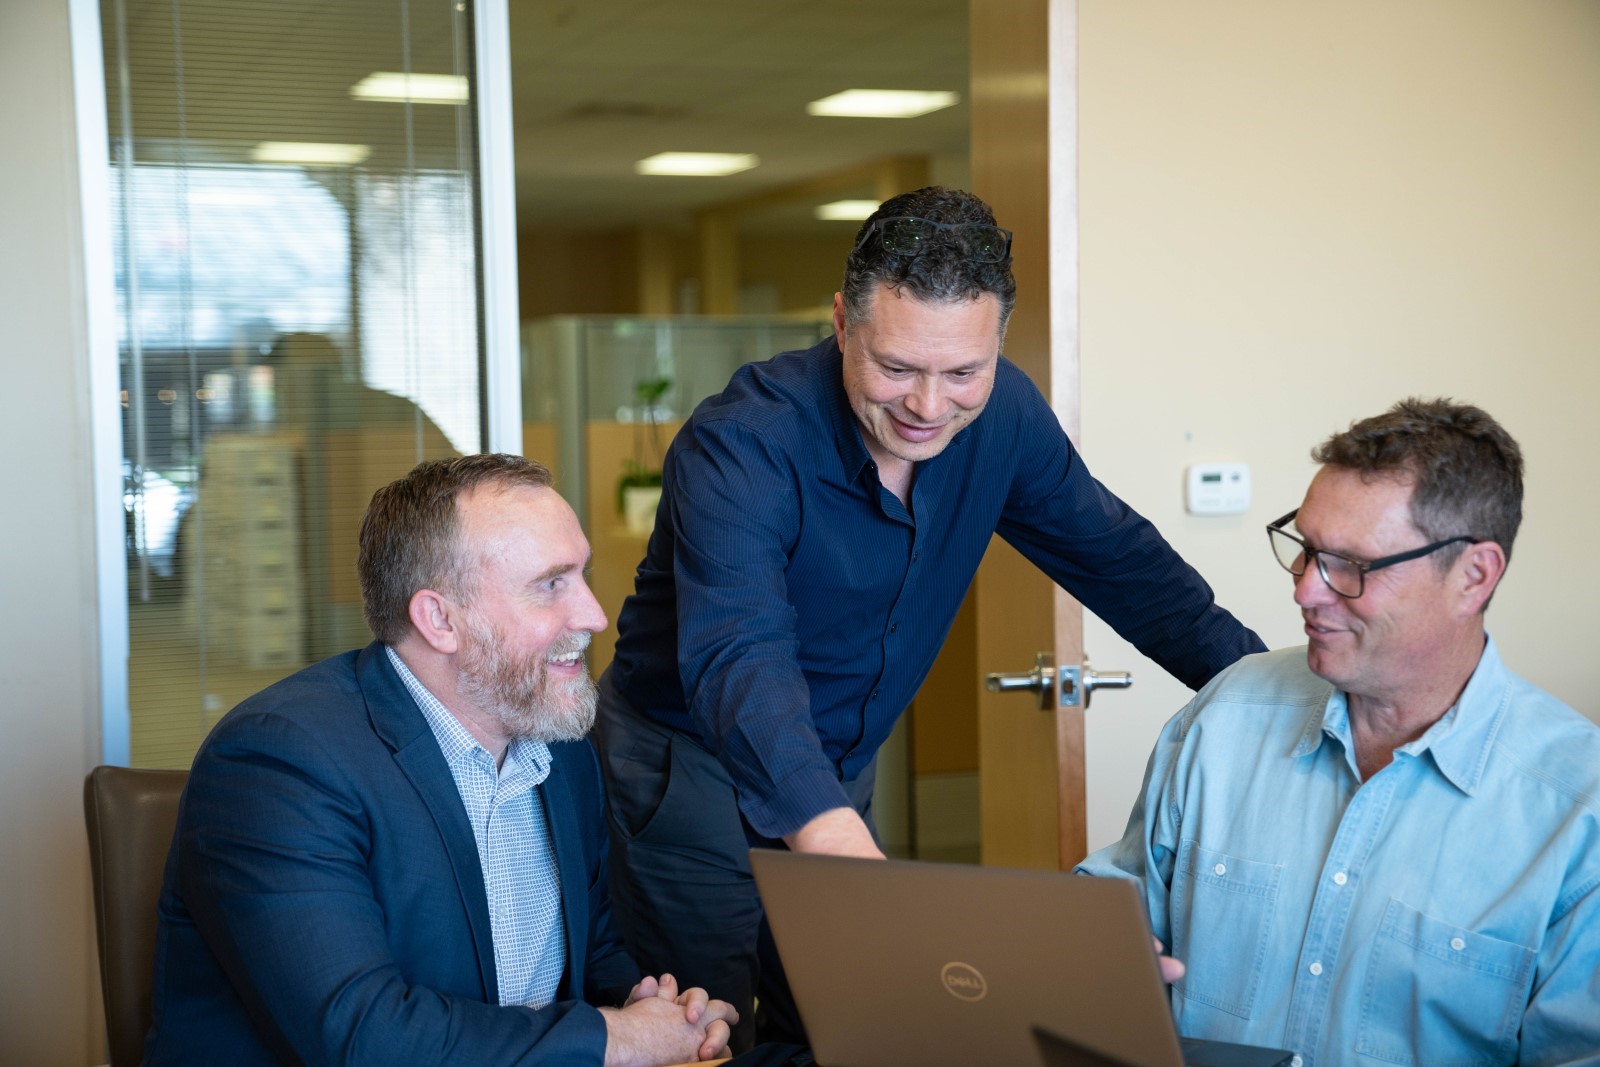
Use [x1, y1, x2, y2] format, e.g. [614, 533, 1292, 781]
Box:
[108, 0, 969, 234]
[508, 0, 969, 230]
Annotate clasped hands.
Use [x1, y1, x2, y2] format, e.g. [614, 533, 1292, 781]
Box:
[601, 973, 739, 1067]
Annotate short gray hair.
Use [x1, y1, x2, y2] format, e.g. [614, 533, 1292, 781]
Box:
[1312, 397, 1523, 570]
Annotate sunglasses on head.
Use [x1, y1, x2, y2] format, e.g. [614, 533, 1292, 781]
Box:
[854, 215, 1014, 264]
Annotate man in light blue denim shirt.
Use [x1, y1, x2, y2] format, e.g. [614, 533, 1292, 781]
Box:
[1078, 399, 1600, 1067]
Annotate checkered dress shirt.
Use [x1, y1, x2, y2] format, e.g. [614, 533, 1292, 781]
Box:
[386, 647, 567, 1007]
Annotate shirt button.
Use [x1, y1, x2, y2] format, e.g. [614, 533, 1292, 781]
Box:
[889, 622, 898, 634]
[1332, 871, 1348, 885]
[1450, 936, 1466, 952]
[871, 690, 880, 700]
[912, 553, 920, 562]
[1291, 1058, 1303, 1067]
[1308, 961, 1323, 976]
[1212, 863, 1227, 876]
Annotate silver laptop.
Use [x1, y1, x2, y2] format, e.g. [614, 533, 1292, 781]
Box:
[750, 851, 1295, 1067]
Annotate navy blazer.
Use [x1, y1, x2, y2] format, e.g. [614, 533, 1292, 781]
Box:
[144, 642, 639, 1066]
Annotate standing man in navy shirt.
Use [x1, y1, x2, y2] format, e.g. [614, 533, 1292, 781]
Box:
[592, 186, 1264, 1051]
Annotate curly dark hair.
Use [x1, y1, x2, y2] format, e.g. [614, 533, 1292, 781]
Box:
[358, 453, 554, 643]
[841, 186, 1016, 333]
[1312, 397, 1523, 568]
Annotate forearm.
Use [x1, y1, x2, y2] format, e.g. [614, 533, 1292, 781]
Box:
[1073, 711, 1187, 950]
[678, 610, 852, 838]
[996, 400, 1263, 689]
[1076, 516, 1264, 688]
[185, 848, 612, 1065]
[1005, 492, 1263, 689]
[781, 806, 884, 858]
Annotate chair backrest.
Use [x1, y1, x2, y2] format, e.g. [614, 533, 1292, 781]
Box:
[84, 765, 188, 1067]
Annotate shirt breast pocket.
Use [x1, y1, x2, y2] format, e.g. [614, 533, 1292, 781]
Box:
[1355, 898, 1535, 1067]
[1171, 841, 1282, 1020]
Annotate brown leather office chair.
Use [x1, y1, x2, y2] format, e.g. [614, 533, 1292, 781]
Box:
[84, 766, 188, 1067]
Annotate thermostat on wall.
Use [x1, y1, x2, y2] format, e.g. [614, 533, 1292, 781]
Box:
[1186, 462, 1250, 516]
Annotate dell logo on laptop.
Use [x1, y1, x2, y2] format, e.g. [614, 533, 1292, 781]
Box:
[940, 961, 988, 1001]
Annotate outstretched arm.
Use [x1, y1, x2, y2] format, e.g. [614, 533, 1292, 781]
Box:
[783, 806, 885, 859]
[668, 418, 854, 841]
[996, 373, 1263, 689]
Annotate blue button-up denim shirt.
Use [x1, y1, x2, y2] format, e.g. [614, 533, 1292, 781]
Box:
[1078, 640, 1600, 1067]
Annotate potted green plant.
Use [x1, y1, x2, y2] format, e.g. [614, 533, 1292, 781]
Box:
[617, 376, 670, 533]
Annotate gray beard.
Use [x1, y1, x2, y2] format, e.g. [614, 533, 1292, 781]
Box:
[456, 616, 597, 744]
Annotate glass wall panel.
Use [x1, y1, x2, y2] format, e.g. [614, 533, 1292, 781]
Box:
[104, 0, 484, 767]
[521, 315, 831, 674]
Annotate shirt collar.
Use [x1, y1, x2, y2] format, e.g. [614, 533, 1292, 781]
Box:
[819, 335, 875, 482]
[1291, 689, 1335, 761]
[384, 645, 552, 785]
[1402, 635, 1510, 795]
[1290, 636, 1510, 796]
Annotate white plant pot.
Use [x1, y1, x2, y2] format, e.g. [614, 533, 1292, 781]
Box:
[622, 485, 663, 535]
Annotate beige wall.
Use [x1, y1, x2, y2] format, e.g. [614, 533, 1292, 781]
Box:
[1077, 0, 1600, 849]
[0, 1, 107, 1062]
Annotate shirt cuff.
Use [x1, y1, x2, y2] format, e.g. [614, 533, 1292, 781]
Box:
[737, 764, 854, 841]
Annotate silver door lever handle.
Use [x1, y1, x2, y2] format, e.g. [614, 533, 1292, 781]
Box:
[985, 654, 1133, 710]
[1072, 662, 1133, 708]
[984, 652, 1054, 710]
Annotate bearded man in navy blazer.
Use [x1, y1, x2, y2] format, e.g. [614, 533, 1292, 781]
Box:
[145, 454, 736, 1067]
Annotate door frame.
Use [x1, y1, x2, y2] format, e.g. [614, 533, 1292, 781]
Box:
[970, 0, 1088, 869]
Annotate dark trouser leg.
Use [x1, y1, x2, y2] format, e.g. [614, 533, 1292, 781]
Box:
[593, 674, 764, 1052]
[591, 670, 877, 1054]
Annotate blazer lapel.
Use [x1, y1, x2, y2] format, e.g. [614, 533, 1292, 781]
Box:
[356, 642, 500, 1002]
[540, 752, 590, 999]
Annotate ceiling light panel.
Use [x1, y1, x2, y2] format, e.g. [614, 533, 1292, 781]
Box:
[806, 89, 959, 119]
[250, 142, 372, 166]
[814, 200, 880, 221]
[350, 72, 470, 104]
[635, 152, 758, 176]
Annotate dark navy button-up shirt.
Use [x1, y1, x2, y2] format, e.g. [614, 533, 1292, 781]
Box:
[609, 337, 1264, 840]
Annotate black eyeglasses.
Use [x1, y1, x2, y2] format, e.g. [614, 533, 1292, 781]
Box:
[854, 215, 1014, 264]
[1266, 509, 1481, 599]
